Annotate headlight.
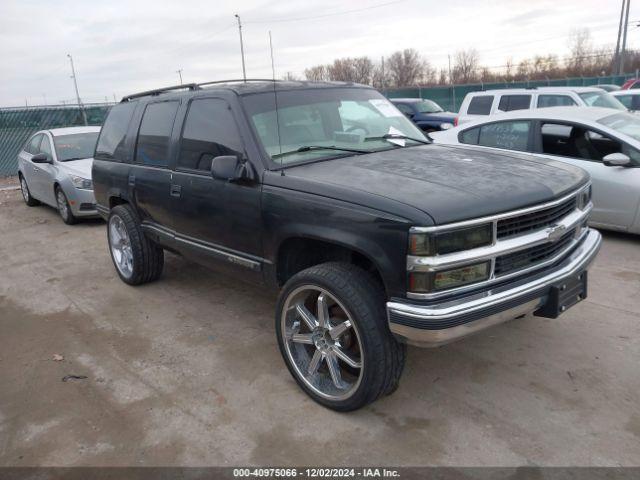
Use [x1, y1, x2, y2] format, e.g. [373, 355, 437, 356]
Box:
[409, 224, 493, 256]
[69, 175, 93, 190]
[578, 185, 592, 210]
[409, 262, 491, 293]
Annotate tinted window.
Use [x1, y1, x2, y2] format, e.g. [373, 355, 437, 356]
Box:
[460, 127, 480, 145]
[39, 136, 53, 157]
[394, 103, 414, 115]
[497, 95, 531, 112]
[467, 96, 493, 115]
[26, 134, 42, 154]
[478, 121, 530, 151]
[537, 95, 577, 108]
[54, 132, 100, 161]
[95, 103, 136, 161]
[615, 95, 632, 109]
[136, 101, 179, 167]
[178, 98, 243, 172]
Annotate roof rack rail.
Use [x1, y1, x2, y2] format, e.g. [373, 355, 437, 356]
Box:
[197, 78, 283, 87]
[121, 83, 201, 102]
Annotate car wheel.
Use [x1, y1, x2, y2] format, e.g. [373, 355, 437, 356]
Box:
[55, 187, 77, 225]
[276, 262, 406, 411]
[19, 174, 39, 206]
[108, 204, 164, 285]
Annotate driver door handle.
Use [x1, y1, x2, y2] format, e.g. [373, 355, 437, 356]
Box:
[170, 184, 182, 198]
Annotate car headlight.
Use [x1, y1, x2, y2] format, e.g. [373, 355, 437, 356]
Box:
[578, 185, 592, 210]
[409, 224, 493, 256]
[409, 262, 491, 293]
[69, 175, 93, 190]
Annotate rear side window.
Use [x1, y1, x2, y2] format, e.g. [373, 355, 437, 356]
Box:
[537, 95, 577, 108]
[95, 102, 136, 161]
[178, 98, 243, 172]
[477, 121, 531, 151]
[135, 101, 180, 167]
[25, 134, 42, 154]
[497, 95, 531, 112]
[467, 96, 493, 115]
[615, 95, 633, 109]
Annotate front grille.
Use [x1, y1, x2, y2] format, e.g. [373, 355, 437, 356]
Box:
[494, 230, 576, 277]
[497, 197, 577, 239]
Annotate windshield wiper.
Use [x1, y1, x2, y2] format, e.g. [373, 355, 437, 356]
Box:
[364, 133, 431, 145]
[272, 145, 368, 159]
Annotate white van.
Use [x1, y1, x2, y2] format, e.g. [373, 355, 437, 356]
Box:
[456, 86, 626, 124]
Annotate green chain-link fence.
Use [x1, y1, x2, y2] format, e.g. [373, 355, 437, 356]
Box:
[0, 104, 112, 177]
[382, 74, 637, 112]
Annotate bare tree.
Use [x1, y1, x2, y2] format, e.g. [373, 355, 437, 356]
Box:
[386, 49, 426, 87]
[452, 49, 480, 83]
[352, 57, 374, 84]
[304, 65, 330, 82]
[565, 28, 593, 76]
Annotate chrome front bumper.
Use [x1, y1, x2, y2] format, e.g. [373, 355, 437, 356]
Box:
[387, 228, 602, 348]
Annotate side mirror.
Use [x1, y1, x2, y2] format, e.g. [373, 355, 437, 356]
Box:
[603, 152, 632, 167]
[31, 153, 51, 164]
[211, 155, 253, 182]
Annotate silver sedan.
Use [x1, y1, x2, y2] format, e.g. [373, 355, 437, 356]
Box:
[17, 126, 101, 224]
[431, 107, 640, 234]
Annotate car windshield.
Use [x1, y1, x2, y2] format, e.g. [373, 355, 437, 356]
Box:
[578, 91, 626, 111]
[53, 132, 99, 161]
[241, 87, 427, 166]
[597, 112, 640, 142]
[414, 100, 444, 113]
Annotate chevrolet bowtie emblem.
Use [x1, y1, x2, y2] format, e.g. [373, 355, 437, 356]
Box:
[547, 224, 567, 243]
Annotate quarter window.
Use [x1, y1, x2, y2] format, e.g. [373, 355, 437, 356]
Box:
[497, 95, 531, 112]
[95, 102, 137, 161]
[537, 95, 577, 108]
[477, 121, 531, 151]
[467, 96, 494, 115]
[136, 101, 180, 167]
[26, 134, 42, 154]
[178, 98, 243, 172]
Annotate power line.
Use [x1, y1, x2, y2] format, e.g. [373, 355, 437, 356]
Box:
[244, 0, 404, 24]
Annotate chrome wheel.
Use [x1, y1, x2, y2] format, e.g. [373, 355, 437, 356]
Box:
[109, 215, 134, 279]
[281, 285, 364, 401]
[20, 177, 29, 203]
[56, 189, 69, 221]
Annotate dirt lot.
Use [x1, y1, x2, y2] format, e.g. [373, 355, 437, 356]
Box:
[0, 186, 639, 467]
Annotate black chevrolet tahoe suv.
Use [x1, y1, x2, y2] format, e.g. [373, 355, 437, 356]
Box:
[92, 80, 602, 411]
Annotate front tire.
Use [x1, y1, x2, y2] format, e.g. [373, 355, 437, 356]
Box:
[276, 262, 406, 411]
[107, 204, 164, 285]
[19, 174, 39, 206]
[55, 187, 77, 225]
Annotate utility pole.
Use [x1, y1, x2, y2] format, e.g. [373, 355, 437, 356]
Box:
[381, 56, 385, 91]
[235, 14, 247, 82]
[67, 54, 88, 125]
[619, 0, 631, 75]
[176, 69, 183, 85]
[614, 0, 626, 74]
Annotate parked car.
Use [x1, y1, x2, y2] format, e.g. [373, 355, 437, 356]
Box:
[457, 87, 627, 124]
[389, 98, 456, 131]
[621, 78, 640, 90]
[93, 80, 601, 411]
[18, 126, 101, 224]
[610, 89, 640, 111]
[431, 107, 640, 234]
[594, 84, 621, 92]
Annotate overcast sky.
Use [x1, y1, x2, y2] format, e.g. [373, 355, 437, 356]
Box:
[1, 0, 638, 107]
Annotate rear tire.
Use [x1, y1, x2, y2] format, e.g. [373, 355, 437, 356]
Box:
[19, 174, 39, 207]
[276, 262, 406, 411]
[107, 204, 164, 285]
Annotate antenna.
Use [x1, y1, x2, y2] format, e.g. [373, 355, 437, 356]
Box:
[269, 31, 284, 176]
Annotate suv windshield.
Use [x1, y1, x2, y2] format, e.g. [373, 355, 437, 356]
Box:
[578, 91, 626, 111]
[414, 100, 444, 113]
[597, 112, 640, 141]
[242, 88, 427, 165]
[53, 132, 100, 161]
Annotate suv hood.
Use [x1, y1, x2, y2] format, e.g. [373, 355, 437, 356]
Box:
[281, 144, 588, 225]
[59, 158, 93, 179]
